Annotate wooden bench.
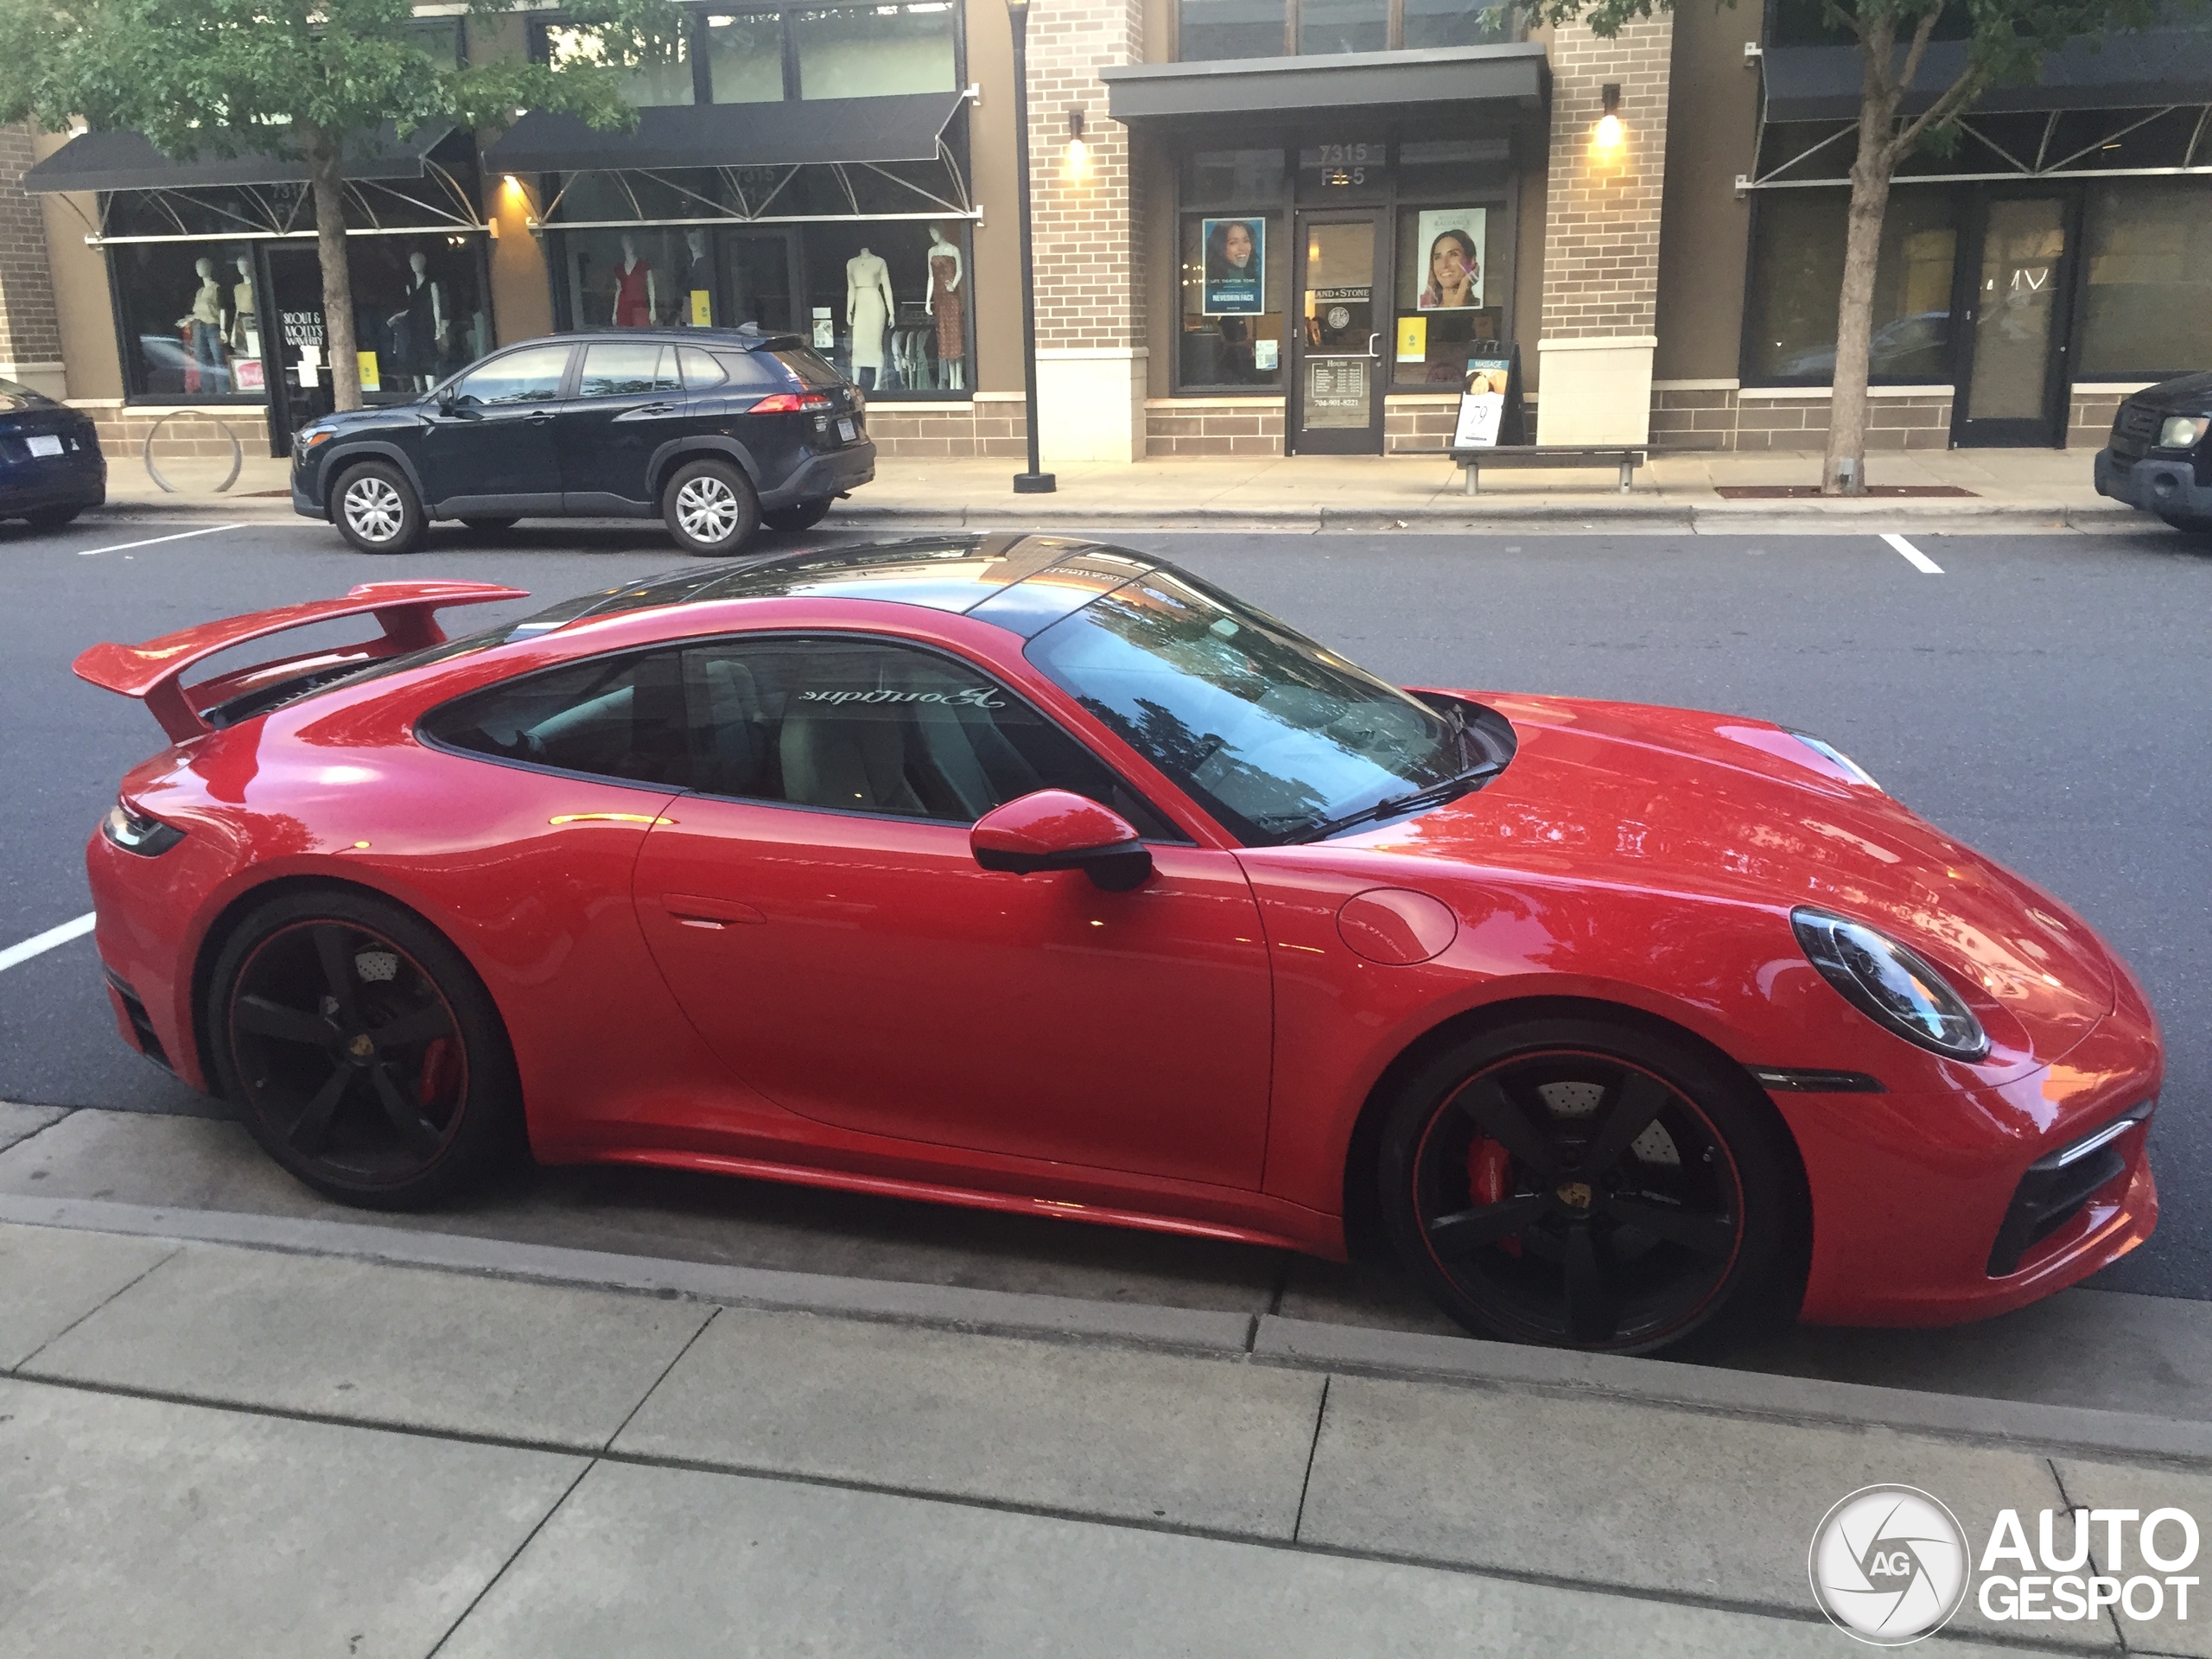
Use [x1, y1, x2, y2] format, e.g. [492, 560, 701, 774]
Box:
[1449, 445, 1647, 495]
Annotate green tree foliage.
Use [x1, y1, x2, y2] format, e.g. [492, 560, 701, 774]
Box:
[1525, 0, 2164, 491]
[0, 0, 688, 409]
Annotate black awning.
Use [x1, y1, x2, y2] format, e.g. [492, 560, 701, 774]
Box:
[482, 92, 966, 174]
[1764, 29, 2212, 122]
[22, 123, 455, 194]
[1102, 42, 1547, 128]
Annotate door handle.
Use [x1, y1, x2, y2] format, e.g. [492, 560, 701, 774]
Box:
[525, 410, 556, 425]
[662, 893, 767, 929]
[1366, 333, 1382, 357]
[616, 404, 678, 421]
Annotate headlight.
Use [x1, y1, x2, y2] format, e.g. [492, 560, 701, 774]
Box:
[298, 427, 336, 451]
[1787, 730, 1884, 792]
[2158, 415, 2209, 449]
[1790, 907, 1987, 1061]
[102, 801, 184, 856]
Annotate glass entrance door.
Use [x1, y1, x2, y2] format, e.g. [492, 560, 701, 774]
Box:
[1290, 215, 1386, 454]
[1952, 194, 2077, 447]
[725, 230, 800, 335]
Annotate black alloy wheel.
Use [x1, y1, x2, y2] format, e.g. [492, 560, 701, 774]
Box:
[460, 515, 521, 535]
[1378, 1018, 1801, 1354]
[761, 499, 833, 533]
[210, 891, 520, 1208]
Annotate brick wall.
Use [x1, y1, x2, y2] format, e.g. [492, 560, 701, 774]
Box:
[1539, 16, 1674, 342]
[865, 395, 1028, 457]
[0, 122, 63, 377]
[1650, 383, 2141, 451]
[1025, 0, 1143, 353]
[80, 405, 275, 463]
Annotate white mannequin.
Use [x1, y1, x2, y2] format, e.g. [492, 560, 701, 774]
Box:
[845, 246, 894, 387]
[924, 226, 964, 391]
[613, 233, 657, 327]
[176, 256, 226, 391]
[229, 253, 257, 356]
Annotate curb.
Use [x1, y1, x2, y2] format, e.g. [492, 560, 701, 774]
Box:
[4, 1192, 2208, 1468]
[85, 498, 2151, 536]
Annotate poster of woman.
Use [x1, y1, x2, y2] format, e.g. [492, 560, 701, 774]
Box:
[1202, 219, 1264, 316]
[1415, 211, 1485, 310]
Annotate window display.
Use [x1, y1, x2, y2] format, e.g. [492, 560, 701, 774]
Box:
[1179, 213, 1287, 389]
[111, 241, 262, 400]
[1393, 205, 1501, 385]
[798, 221, 972, 392]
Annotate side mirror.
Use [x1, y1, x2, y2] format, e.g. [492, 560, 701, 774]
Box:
[971, 789, 1153, 893]
[434, 384, 457, 413]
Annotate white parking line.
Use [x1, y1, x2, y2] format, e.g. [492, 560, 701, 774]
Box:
[1881, 532, 1944, 574]
[76, 524, 246, 558]
[0, 912, 95, 974]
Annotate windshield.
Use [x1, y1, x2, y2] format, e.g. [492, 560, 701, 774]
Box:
[1024, 568, 1466, 844]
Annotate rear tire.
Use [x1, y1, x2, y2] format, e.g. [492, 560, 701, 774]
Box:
[1376, 1014, 1803, 1355]
[208, 888, 523, 1210]
[460, 515, 520, 535]
[26, 505, 82, 531]
[662, 458, 760, 556]
[761, 498, 832, 533]
[333, 461, 425, 555]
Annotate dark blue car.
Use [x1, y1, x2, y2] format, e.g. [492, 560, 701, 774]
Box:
[291, 327, 875, 556]
[0, 378, 105, 531]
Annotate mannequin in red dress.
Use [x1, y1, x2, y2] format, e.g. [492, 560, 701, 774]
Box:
[613, 235, 656, 327]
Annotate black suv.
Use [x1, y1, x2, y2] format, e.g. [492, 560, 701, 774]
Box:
[2093, 372, 2212, 535]
[291, 327, 874, 556]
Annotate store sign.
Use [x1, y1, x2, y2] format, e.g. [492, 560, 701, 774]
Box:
[1298, 141, 1387, 191]
[1452, 346, 1526, 448]
[1201, 218, 1265, 316]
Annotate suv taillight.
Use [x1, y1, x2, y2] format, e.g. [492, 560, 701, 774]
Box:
[751, 392, 833, 413]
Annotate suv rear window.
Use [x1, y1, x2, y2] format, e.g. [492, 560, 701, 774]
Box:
[770, 346, 845, 391]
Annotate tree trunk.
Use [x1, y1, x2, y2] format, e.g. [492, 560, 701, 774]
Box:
[1821, 45, 1903, 498]
[304, 126, 362, 413]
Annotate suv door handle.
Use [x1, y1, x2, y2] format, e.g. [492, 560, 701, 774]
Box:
[524, 410, 556, 425]
[616, 403, 679, 420]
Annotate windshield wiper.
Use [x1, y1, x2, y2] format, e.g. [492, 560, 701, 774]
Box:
[1280, 761, 1506, 845]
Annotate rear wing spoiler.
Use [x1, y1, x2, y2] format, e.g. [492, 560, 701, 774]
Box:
[73, 581, 531, 742]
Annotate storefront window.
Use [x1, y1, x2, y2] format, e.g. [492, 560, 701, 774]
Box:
[1179, 213, 1287, 390]
[1300, 0, 1388, 54]
[2076, 180, 2212, 380]
[707, 11, 787, 101]
[350, 237, 492, 394]
[1402, 0, 1512, 48]
[793, 3, 957, 99]
[1392, 203, 1504, 386]
[1180, 0, 1287, 60]
[110, 240, 265, 401]
[1745, 189, 1957, 383]
[560, 226, 720, 330]
[543, 22, 696, 106]
[797, 221, 971, 392]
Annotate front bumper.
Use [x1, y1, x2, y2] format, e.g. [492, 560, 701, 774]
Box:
[760, 438, 876, 509]
[2095, 445, 2212, 519]
[1787, 995, 2161, 1326]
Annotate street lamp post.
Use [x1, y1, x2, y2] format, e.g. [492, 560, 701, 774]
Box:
[1005, 0, 1055, 493]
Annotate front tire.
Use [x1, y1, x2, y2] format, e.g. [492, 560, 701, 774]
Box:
[663, 458, 760, 556]
[26, 505, 82, 531]
[1376, 1016, 1802, 1355]
[761, 498, 832, 533]
[208, 889, 522, 1209]
[460, 515, 520, 535]
[333, 461, 425, 555]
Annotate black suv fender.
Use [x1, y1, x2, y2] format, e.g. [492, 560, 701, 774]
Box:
[317, 441, 429, 515]
[647, 435, 763, 502]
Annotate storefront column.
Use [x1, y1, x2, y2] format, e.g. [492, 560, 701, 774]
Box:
[0, 123, 67, 398]
[1026, 0, 1146, 462]
[1536, 16, 1673, 443]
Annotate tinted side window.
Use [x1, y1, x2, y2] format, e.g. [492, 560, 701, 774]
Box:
[454, 345, 572, 406]
[578, 342, 676, 397]
[422, 651, 691, 788]
[677, 345, 728, 388]
[769, 346, 844, 391]
[682, 636, 1177, 835]
[710, 350, 784, 389]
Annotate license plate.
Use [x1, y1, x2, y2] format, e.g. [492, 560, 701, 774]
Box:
[836, 418, 856, 443]
[26, 435, 63, 457]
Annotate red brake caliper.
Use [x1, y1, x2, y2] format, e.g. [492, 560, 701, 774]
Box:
[418, 1037, 456, 1110]
[1466, 1136, 1522, 1257]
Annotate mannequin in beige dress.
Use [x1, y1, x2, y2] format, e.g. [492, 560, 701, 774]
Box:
[845, 247, 894, 389]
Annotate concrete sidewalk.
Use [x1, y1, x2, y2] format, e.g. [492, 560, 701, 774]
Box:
[80, 442, 2159, 535]
[3, 1205, 2206, 1657]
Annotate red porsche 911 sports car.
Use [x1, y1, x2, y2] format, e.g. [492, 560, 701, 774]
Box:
[73, 537, 2160, 1353]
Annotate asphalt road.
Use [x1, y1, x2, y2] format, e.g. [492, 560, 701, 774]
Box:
[3, 512, 2205, 1300]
